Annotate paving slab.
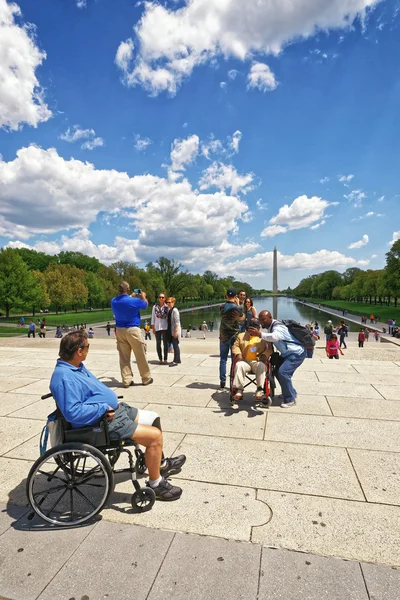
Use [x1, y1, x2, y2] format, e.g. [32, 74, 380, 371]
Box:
[0, 377, 40, 393]
[258, 547, 369, 600]
[171, 374, 221, 389]
[264, 413, 400, 451]
[253, 490, 400, 566]
[297, 362, 357, 373]
[148, 532, 261, 600]
[103, 479, 269, 541]
[211, 392, 332, 416]
[328, 396, 400, 421]
[0, 512, 95, 600]
[0, 503, 27, 536]
[0, 456, 34, 505]
[348, 449, 400, 505]
[37, 520, 174, 600]
[291, 380, 382, 399]
[371, 384, 400, 400]
[353, 364, 400, 374]
[316, 371, 396, 384]
[101, 372, 185, 388]
[0, 416, 44, 455]
[120, 384, 212, 407]
[144, 403, 266, 440]
[0, 392, 41, 416]
[11, 379, 52, 396]
[174, 435, 364, 500]
[361, 562, 400, 600]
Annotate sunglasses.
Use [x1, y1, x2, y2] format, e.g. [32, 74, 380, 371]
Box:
[159, 296, 165, 299]
[166, 301, 173, 304]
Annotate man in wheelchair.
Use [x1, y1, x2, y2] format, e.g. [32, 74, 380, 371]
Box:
[231, 318, 272, 403]
[50, 331, 185, 501]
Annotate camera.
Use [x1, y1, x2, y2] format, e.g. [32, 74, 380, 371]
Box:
[133, 288, 142, 294]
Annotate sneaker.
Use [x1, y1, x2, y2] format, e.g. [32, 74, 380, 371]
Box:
[233, 390, 243, 401]
[281, 400, 297, 408]
[255, 387, 264, 400]
[169, 362, 177, 367]
[220, 380, 226, 389]
[160, 454, 186, 476]
[147, 478, 182, 501]
[123, 381, 134, 388]
[142, 378, 153, 386]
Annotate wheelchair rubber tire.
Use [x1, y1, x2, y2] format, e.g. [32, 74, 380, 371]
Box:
[26, 442, 114, 526]
[131, 487, 156, 512]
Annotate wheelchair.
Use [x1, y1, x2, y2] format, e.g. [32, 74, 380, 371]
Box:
[26, 394, 154, 527]
[229, 354, 275, 407]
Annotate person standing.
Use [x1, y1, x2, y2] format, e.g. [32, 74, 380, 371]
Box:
[238, 290, 247, 332]
[324, 320, 333, 342]
[365, 329, 370, 342]
[326, 333, 344, 360]
[166, 297, 181, 365]
[38, 322, 46, 338]
[219, 288, 242, 388]
[106, 322, 111, 337]
[338, 323, 348, 349]
[374, 331, 380, 342]
[248, 310, 306, 408]
[111, 281, 153, 388]
[244, 298, 257, 330]
[28, 320, 36, 338]
[151, 293, 169, 365]
[388, 319, 393, 335]
[200, 321, 208, 339]
[210, 320, 214, 332]
[144, 321, 151, 340]
[358, 329, 366, 348]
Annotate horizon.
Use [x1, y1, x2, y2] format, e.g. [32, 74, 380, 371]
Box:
[1, 0, 399, 289]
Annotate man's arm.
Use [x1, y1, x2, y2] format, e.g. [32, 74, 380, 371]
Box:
[53, 380, 111, 426]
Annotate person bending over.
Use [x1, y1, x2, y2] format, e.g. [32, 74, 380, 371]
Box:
[50, 331, 185, 501]
[248, 310, 306, 408]
[231, 318, 272, 404]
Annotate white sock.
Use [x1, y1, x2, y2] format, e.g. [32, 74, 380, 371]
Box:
[148, 476, 162, 488]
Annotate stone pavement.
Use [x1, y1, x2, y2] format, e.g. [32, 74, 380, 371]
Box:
[1, 333, 400, 599]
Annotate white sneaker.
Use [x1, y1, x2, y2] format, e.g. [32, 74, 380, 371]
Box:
[281, 399, 296, 408]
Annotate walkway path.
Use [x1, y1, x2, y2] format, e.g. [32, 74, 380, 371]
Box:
[1, 334, 400, 598]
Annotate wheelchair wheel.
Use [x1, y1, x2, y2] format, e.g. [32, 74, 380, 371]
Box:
[135, 449, 146, 475]
[131, 487, 156, 512]
[27, 442, 114, 526]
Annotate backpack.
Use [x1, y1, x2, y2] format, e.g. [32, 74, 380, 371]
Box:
[324, 324, 333, 335]
[272, 320, 316, 348]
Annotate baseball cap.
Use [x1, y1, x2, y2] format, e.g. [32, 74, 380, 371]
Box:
[226, 287, 237, 297]
[248, 318, 260, 329]
[327, 320, 332, 324]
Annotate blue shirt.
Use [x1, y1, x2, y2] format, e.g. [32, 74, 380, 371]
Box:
[111, 294, 147, 328]
[50, 360, 118, 429]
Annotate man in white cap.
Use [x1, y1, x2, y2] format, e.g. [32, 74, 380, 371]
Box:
[324, 320, 333, 343]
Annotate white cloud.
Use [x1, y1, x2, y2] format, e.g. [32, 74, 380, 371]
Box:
[352, 211, 384, 221]
[115, 0, 380, 95]
[220, 81, 227, 90]
[134, 134, 152, 151]
[348, 234, 369, 249]
[0, 0, 51, 130]
[389, 231, 400, 246]
[201, 137, 225, 160]
[230, 130, 242, 154]
[256, 199, 268, 210]
[228, 69, 239, 80]
[261, 195, 336, 237]
[338, 174, 354, 184]
[310, 219, 326, 230]
[222, 248, 365, 277]
[76, 0, 87, 7]
[60, 125, 104, 151]
[0, 145, 249, 268]
[378, 195, 385, 202]
[199, 162, 254, 195]
[170, 134, 199, 171]
[320, 177, 330, 184]
[247, 63, 278, 92]
[345, 189, 366, 206]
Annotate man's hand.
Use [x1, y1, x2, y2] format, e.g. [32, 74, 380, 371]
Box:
[258, 353, 268, 364]
[105, 409, 116, 421]
[236, 353, 244, 362]
[152, 326, 156, 335]
[139, 291, 147, 301]
[248, 326, 261, 338]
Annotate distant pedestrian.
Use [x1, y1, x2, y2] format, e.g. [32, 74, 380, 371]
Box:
[365, 329, 370, 342]
[167, 297, 181, 365]
[209, 320, 214, 332]
[358, 329, 366, 348]
[244, 298, 257, 330]
[106, 322, 111, 336]
[38, 323, 46, 338]
[144, 322, 151, 341]
[338, 324, 348, 349]
[28, 320, 36, 338]
[374, 331, 380, 342]
[326, 334, 344, 360]
[200, 321, 208, 339]
[324, 320, 333, 342]
[55, 326, 63, 338]
[151, 292, 169, 365]
[388, 319, 393, 335]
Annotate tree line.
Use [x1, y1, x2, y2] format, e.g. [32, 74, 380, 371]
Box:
[290, 240, 400, 306]
[0, 248, 255, 318]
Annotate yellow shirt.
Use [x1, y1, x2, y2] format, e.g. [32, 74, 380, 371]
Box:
[244, 336, 261, 361]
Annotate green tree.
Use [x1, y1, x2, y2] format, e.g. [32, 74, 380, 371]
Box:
[85, 272, 105, 307]
[58, 251, 101, 273]
[0, 249, 41, 317]
[14, 248, 56, 272]
[44, 264, 72, 313]
[385, 240, 400, 306]
[31, 270, 50, 311]
[147, 257, 189, 298]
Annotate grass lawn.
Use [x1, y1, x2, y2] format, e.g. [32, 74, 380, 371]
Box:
[0, 326, 26, 336]
[301, 299, 400, 322]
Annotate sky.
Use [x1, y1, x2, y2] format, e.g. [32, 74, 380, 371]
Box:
[0, 0, 400, 290]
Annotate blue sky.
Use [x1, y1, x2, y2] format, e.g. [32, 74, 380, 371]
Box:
[0, 0, 399, 289]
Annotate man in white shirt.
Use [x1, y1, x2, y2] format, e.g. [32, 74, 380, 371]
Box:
[248, 310, 306, 408]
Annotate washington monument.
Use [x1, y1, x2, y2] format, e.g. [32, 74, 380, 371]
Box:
[273, 246, 278, 294]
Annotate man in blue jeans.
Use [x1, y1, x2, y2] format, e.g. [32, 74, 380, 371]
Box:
[219, 288, 243, 388]
[248, 310, 306, 408]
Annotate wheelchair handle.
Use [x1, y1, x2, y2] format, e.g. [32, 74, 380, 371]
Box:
[41, 393, 53, 400]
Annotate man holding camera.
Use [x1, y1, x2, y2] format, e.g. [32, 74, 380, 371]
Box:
[111, 281, 153, 388]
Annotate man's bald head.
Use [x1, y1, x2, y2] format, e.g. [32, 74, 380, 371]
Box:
[259, 310, 273, 328]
